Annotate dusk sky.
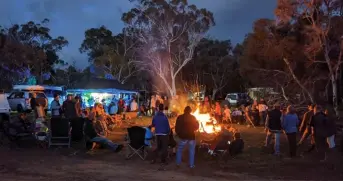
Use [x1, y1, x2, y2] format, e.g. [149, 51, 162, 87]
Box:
[0, 0, 277, 69]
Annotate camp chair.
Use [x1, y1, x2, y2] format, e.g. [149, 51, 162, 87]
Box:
[71, 118, 84, 142]
[126, 126, 148, 160]
[48, 118, 72, 148]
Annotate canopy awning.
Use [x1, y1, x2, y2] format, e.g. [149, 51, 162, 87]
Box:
[66, 88, 138, 94]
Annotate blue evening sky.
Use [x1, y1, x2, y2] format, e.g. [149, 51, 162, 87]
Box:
[0, 0, 276, 69]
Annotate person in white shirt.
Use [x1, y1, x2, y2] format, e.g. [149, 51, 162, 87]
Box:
[130, 99, 138, 111]
[50, 94, 61, 118]
[150, 95, 156, 116]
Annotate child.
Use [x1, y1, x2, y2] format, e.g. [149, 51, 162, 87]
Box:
[223, 105, 232, 124]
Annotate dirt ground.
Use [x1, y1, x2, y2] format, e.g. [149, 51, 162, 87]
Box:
[1, 118, 343, 181]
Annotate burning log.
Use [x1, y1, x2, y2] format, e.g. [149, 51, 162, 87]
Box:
[192, 108, 221, 134]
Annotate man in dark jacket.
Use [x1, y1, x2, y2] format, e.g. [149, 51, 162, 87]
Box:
[62, 94, 77, 119]
[310, 105, 329, 161]
[264, 103, 282, 155]
[175, 106, 199, 169]
[150, 104, 170, 168]
[298, 104, 314, 145]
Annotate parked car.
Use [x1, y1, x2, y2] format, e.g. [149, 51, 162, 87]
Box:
[13, 85, 65, 108]
[7, 90, 48, 112]
[0, 90, 11, 121]
[225, 93, 251, 106]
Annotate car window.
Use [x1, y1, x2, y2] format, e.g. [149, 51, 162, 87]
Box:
[11, 92, 24, 98]
[227, 94, 237, 100]
[29, 92, 47, 98]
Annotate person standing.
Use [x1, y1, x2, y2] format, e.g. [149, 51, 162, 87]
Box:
[75, 96, 82, 118]
[258, 99, 268, 125]
[298, 104, 315, 145]
[175, 106, 199, 170]
[264, 103, 283, 156]
[50, 94, 62, 118]
[108, 100, 118, 116]
[30, 93, 38, 118]
[130, 99, 138, 112]
[150, 95, 156, 116]
[62, 94, 77, 120]
[282, 105, 299, 158]
[150, 104, 170, 170]
[117, 98, 125, 114]
[310, 105, 329, 161]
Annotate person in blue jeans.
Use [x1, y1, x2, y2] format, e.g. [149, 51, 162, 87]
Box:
[84, 113, 123, 152]
[282, 105, 299, 157]
[264, 103, 282, 155]
[150, 104, 170, 169]
[175, 106, 199, 169]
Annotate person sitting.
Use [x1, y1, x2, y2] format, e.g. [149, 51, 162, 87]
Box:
[84, 113, 123, 152]
[229, 132, 244, 156]
[8, 113, 34, 136]
[208, 125, 235, 154]
[232, 108, 243, 124]
[108, 100, 118, 116]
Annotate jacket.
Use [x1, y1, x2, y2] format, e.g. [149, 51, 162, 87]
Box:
[175, 113, 199, 140]
[151, 112, 170, 135]
[50, 100, 61, 116]
[282, 113, 299, 133]
[310, 112, 329, 137]
[265, 109, 282, 131]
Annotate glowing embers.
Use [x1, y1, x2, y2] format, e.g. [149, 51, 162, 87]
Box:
[191, 109, 221, 133]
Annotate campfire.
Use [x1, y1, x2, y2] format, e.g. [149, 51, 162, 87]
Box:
[192, 109, 221, 134]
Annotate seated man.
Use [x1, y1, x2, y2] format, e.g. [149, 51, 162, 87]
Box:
[208, 125, 235, 154]
[84, 113, 123, 152]
[228, 132, 244, 156]
[8, 113, 34, 136]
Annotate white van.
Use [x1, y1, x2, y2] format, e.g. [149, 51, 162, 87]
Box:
[0, 90, 11, 121]
[12, 85, 65, 108]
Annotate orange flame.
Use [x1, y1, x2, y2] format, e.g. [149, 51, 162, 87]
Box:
[191, 108, 221, 133]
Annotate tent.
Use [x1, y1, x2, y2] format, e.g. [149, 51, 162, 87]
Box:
[65, 77, 139, 108]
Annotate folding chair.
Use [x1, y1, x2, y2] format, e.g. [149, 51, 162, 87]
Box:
[71, 118, 85, 142]
[48, 118, 72, 148]
[126, 126, 148, 160]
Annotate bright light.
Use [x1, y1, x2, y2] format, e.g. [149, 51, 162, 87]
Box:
[90, 93, 111, 102]
[191, 108, 221, 134]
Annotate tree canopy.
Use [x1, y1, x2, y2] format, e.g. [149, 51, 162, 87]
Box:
[0, 19, 68, 85]
[121, 0, 215, 96]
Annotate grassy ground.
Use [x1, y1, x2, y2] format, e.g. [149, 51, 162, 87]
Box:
[0, 116, 342, 181]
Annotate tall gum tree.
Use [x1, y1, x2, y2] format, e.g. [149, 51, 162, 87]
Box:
[122, 0, 214, 97]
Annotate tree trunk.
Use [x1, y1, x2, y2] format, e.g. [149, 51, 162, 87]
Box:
[283, 58, 314, 103]
[331, 75, 339, 117]
[212, 88, 218, 101]
[171, 77, 177, 97]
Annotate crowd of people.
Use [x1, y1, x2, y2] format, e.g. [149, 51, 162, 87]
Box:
[263, 103, 337, 160]
[4, 92, 340, 172]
